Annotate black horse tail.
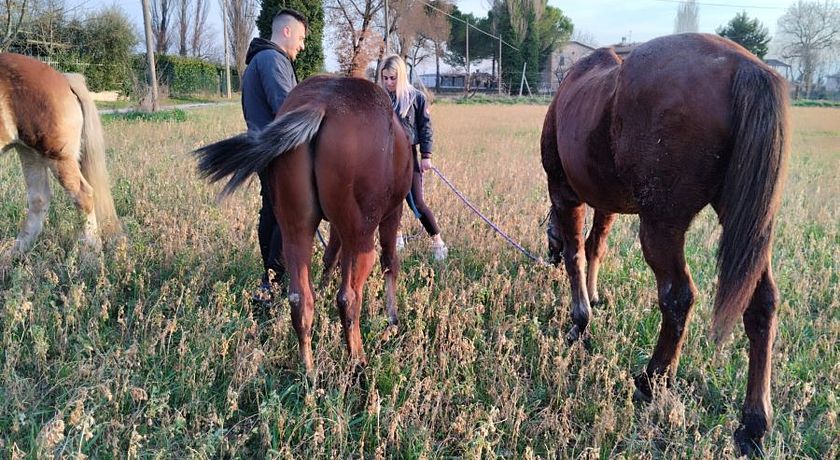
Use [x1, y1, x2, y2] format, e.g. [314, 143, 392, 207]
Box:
[194, 104, 326, 198]
[713, 61, 789, 344]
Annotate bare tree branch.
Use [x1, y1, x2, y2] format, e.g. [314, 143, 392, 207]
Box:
[777, 0, 840, 97]
[152, 0, 172, 54]
[226, 0, 256, 78]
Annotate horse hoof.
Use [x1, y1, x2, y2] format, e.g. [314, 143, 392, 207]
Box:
[351, 360, 368, 389]
[632, 387, 652, 403]
[565, 325, 581, 345]
[734, 424, 764, 458]
[734, 412, 768, 457]
[633, 373, 653, 403]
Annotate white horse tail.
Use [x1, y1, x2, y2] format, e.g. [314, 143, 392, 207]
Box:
[64, 73, 121, 236]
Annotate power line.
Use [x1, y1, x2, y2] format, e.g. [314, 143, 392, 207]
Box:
[652, 0, 788, 10]
[420, 0, 519, 51]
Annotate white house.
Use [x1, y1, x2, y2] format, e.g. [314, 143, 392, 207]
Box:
[542, 41, 596, 93]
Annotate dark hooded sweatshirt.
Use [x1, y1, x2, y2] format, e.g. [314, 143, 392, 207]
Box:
[241, 37, 297, 133]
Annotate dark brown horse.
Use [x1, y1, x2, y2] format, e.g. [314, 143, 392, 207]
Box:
[194, 75, 413, 375]
[541, 34, 789, 455]
[0, 53, 120, 259]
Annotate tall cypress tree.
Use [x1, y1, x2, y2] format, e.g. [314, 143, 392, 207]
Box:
[256, 0, 324, 80]
[716, 11, 770, 59]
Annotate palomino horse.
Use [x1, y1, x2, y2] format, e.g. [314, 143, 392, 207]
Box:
[0, 53, 120, 257]
[194, 75, 413, 374]
[541, 34, 788, 455]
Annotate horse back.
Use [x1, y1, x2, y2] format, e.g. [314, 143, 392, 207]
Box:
[0, 53, 81, 158]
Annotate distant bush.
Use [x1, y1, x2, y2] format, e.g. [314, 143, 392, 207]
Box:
[157, 55, 221, 97]
[126, 54, 239, 100]
[793, 99, 840, 108]
[439, 93, 553, 105]
[102, 109, 187, 123]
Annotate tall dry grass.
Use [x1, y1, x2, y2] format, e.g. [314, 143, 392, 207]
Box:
[0, 104, 837, 458]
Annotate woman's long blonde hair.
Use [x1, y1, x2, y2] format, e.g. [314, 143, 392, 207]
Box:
[380, 54, 415, 118]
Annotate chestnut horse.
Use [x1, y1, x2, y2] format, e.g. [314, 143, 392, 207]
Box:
[0, 53, 120, 257]
[541, 34, 789, 455]
[194, 75, 413, 374]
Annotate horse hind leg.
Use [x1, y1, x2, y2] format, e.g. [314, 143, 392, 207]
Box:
[585, 210, 616, 305]
[284, 226, 318, 376]
[48, 148, 100, 252]
[379, 206, 403, 326]
[734, 266, 778, 457]
[634, 218, 697, 400]
[546, 206, 564, 265]
[336, 238, 377, 368]
[9, 149, 53, 255]
[320, 225, 341, 288]
[554, 201, 591, 345]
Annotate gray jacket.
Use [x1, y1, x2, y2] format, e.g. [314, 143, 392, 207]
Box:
[241, 38, 297, 132]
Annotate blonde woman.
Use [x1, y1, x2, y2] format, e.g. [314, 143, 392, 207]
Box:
[380, 55, 448, 260]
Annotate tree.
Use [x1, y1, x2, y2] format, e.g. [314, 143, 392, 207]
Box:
[777, 0, 840, 98]
[444, 5, 494, 68]
[325, 0, 383, 77]
[15, 0, 66, 55]
[176, 0, 190, 56]
[537, 5, 572, 71]
[67, 6, 138, 91]
[674, 0, 699, 34]
[417, 0, 451, 90]
[152, 0, 172, 54]
[488, 0, 571, 94]
[257, 0, 324, 80]
[226, 0, 257, 79]
[0, 0, 29, 51]
[717, 11, 770, 58]
[190, 0, 212, 58]
[571, 29, 596, 47]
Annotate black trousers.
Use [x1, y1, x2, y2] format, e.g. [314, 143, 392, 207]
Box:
[406, 146, 441, 236]
[258, 171, 285, 285]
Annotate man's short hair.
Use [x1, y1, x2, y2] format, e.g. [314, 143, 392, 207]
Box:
[272, 8, 308, 34]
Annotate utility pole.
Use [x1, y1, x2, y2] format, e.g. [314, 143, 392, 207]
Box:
[141, 0, 159, 111]
[465, 19, 470, 93]
[384, 0, 389, 55]
[498, 36, 502, 95]
[221, 0, 232, 98]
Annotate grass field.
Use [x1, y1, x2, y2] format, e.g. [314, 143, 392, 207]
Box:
[0, 103, 837, 459]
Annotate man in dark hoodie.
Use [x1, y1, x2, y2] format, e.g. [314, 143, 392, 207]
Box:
[241, 9, 308, 302]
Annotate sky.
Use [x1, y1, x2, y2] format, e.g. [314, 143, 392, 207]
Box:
[457, 0, 792, 47]
[66, 0, 795, 71]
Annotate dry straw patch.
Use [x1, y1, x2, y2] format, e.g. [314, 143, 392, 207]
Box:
[0, 103, 837, 458]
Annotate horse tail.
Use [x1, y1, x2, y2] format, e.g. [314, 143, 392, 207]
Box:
[712, 61, 789, 344]
[65, 73, 122, 236]
[194, 105, 326, 199]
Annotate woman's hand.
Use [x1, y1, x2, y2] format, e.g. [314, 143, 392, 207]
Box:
[420, 157, 433, 172]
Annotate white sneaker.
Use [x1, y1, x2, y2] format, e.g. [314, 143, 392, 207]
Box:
[396, 234, 405, 251]
[432, 240, 448, 261]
